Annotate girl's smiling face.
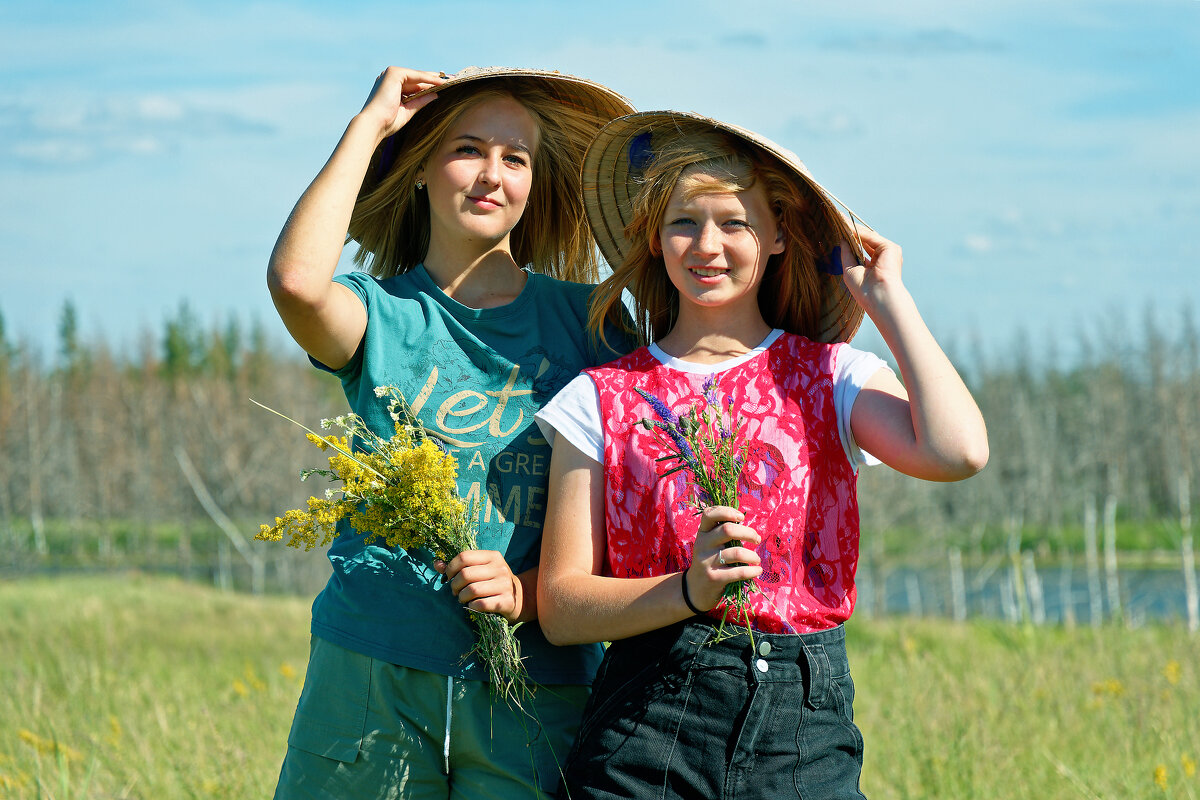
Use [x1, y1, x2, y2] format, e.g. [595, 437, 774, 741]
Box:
[657, 169, 785, 322]
[421, 94, 539, 254]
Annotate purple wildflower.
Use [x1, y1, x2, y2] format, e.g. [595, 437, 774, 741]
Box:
[636, 386, 677, 425]
[701, 375, 719, 405]
[636, 387, 697, 466]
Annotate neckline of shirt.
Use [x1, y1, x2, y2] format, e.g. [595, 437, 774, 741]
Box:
[410, 264, 539, 320]
[647, 329, 785, 374]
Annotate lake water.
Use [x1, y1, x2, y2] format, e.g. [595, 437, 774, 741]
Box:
[857, 563, 1197, 626]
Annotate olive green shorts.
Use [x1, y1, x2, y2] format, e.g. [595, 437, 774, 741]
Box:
[273, 636, 590, 800]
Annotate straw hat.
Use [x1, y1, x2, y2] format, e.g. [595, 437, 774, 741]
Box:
[364, 66, 635, 194]
[581, 110, 868, 343]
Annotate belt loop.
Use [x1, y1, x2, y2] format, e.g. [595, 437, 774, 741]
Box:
[802, 643, 831, 710]
[678, 620, 713, 684]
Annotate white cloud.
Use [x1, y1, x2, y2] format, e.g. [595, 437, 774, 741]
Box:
[821, 27, 1006, 55]
[2, 92, 274, 167]
[784, 110, 863, 141]
[12, 139, 93, 164]
[963, 234, 994, 254]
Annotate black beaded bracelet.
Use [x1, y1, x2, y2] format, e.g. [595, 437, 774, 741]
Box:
[681, 571, 705, 616]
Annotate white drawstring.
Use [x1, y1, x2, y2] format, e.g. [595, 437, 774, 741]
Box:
[443, 675, 453, 775]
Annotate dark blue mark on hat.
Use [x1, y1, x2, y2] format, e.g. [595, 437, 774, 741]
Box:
[376, 134, 398, 183]
[628, 131, 654, 174]
[816, 245, 843, 276]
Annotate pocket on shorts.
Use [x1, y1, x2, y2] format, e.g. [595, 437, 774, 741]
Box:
[286, 637, 373, 763]
[572, 647, 667, 751]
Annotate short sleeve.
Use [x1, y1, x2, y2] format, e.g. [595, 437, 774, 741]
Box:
[533, 374, 604, 463]
[832, 344, 892, 469]
[308, 272, 370, 376]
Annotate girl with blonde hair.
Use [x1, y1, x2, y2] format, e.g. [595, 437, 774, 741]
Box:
[536, 112, 989, 799]
[266, 66, 633, 799]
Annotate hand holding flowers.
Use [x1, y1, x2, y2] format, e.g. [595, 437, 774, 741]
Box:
[687, 506, 762, 612]
[435, 549, 530, 623]
[636, 378, 763, 643]
[253, 386, 529, 705]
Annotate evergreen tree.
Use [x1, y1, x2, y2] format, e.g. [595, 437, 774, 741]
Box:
[58, 299, 80, 368]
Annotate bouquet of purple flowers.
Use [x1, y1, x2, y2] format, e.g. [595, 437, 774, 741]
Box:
[636, 376, 757, 641]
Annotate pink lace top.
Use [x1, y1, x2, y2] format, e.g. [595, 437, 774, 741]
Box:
[586, 333, 861, 633]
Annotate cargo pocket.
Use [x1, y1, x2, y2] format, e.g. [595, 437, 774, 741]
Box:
[286, 637, 373, 763]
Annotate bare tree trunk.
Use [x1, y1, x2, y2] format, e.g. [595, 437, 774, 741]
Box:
[1023, 551, 1045, 625]
[905, 573, 922, 618]
[1008, 511, 1029, 624]
[1184, 537, 1198, 635]
[1085, 499, 1103, 626]
[1103, 493, 1122, 624]
[949, 548, 966, 622]
[1182, 474, 1198, 634]
[25, 367, 46, 556]
[1059, 547, 1076, 629]
[176, 447, 264, 595]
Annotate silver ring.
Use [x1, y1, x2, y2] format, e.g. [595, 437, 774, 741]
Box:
[717, 551, 726, 566]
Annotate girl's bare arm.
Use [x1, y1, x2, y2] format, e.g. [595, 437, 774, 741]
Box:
[538, 437, 760, 646]
[844, 228, 990, 481]
[267, 67, 443, 369]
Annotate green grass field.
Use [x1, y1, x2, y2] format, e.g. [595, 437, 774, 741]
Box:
[1, 575, 1197, 798]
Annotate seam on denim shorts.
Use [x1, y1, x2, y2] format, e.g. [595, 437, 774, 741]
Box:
[658, 676, 695, 800]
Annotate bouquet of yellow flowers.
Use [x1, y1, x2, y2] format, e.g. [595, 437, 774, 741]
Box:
[255, 386, 528, 705]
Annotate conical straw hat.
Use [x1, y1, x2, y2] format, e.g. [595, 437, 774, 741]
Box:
[582, 110, 869, 343]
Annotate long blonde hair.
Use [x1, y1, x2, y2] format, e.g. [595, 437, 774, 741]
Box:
[348, 80, 627, 283]
[588, 128, 850, 348]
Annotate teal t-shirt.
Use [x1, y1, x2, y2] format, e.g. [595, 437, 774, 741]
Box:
[310, 266, 627, 684]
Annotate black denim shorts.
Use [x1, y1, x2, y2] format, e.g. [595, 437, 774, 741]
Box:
[558, 619, 866, 800]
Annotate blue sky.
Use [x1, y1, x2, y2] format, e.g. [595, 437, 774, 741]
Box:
[2, 0, 1197, 362]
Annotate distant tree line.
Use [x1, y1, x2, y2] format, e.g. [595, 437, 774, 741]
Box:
[0, 301, 1196, 562]
[856, 306, 1199, 559]
[0, 301, 344, 548]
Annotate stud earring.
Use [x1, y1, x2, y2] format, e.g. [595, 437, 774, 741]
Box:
[415, 179, 425, 190]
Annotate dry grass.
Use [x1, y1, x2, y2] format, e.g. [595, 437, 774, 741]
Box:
[0, 575, 1196, 798]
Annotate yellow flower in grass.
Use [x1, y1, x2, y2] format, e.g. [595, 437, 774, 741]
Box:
[107, 715, 122, 746]
[1183, 754, 1196, 778]
[1091, 678, 1125, 698]
[18, 729, 82, 762]
[245, 664, 267, 692]
[1154, 764, 1168, 791]
[232, 679, 249, 698]
[280, 662, 298, 681]
[1164, 659, 1181, 686]
[0, 772, 31, 793]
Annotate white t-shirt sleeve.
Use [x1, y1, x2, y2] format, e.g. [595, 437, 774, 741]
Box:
[832, 344, 893, 469]
[534, 374, 605, 463]
[535, 344, 893, 469]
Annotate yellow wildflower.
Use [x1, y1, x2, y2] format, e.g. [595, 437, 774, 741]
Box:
[17, 729, 82, 762]
[254, 386, 528, 705]
[232, 679, 249, 697]
[1091, 678, 1124, 697]
[280, 662, 297, 681]
[0, 772, 31, 793]
[1154, 764, 1168, 791]
[1164, 659, 1181, 685]
[107, 715, 122, 746]
[245, 664, 267, 692]
[1183, 754, 1196, 778]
